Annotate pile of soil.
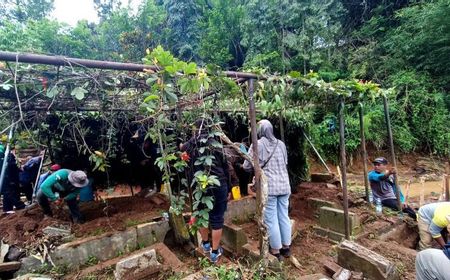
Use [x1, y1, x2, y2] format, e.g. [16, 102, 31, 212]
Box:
[0, 193, 169, 247]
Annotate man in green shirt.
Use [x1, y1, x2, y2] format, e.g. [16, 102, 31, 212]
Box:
[37, 169, 88, 223]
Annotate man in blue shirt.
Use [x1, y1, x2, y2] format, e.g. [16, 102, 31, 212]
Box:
[368, 157, 416, 219]
[19, 155, 42, 202]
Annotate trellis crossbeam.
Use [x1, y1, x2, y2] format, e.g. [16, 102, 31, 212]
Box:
[0, 51, 259, 79]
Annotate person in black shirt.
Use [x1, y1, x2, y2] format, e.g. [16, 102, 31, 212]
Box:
[180, 119, 230, 263]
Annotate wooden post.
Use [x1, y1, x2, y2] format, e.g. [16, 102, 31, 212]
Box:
[382, 96, 402, 212]
[279, 114, 285, 143]
[248, 79, 268, 258]
[339, 97, 350, 240]
[445, 161, 449, 201]
[358, 104, 370, 203]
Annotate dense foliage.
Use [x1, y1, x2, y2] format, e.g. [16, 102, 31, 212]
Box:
[1, 0, 449, 161]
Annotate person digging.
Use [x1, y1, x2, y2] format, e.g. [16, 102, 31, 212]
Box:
[417, 202, 450, 250]
[368, 157, 417, 219]
[37, 169, 88, 224]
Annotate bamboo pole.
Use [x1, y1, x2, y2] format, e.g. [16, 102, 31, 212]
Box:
[445, 162, 449, 201]
[303, 131, 331, 174]
[419, 177, 425, 207]
[382, 96, 403, 212]
[31, 149, 46, 202]
[339, 97, 350, 240]
[358, 104, 370, 203]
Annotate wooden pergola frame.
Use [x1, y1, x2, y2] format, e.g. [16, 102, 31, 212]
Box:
[0, 50, 414, 254]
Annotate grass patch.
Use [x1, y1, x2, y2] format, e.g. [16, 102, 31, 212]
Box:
[124, 219, 142, 227]
[89, 227, 106, 236]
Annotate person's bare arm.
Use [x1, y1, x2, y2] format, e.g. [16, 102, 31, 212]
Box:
[434, 236, 446, 249]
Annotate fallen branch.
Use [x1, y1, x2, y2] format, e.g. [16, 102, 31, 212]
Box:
[217, 128, 253, 164]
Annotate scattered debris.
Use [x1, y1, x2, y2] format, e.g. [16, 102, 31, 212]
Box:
[15, 273, 53, 280]
[332, 267, 351, 280]
[337, 240, 399, 280]
[42, 226, 71, 238]
[114, 248, 161, 280]
[0, 261, 21, 272]
[0, 241, 10, 263]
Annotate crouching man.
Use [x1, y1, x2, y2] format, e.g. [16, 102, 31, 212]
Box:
[37, 169, 88, 224]
[417, 202, 450, 250]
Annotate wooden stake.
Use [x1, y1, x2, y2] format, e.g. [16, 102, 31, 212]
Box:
[419, 177, 425, 207]
[404, 177, 412, 205]
[359, 104, 370, 203]
[445, 161, 449, 202]
[382, 96, 402, 212]
[248, 79, 268, 259]
[339, 97, 350, 240]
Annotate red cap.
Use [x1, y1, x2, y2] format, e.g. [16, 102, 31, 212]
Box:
[50, 164, 61, 171]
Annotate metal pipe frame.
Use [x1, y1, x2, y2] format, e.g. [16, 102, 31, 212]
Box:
[0, 51, 259, 79]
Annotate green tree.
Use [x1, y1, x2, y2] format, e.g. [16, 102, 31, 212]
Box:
[0, 0, 54, 24]
[197, 0, 245, 68]
[118, 0, 168, 61]
[164, 0, 202, 61]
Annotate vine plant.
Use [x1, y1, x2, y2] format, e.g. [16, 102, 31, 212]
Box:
[141, 46, 225, 233]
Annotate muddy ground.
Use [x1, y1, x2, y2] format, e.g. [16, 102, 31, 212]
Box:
[1, 151, 447, 279]
[0, 181, 422, 279]
[0, 194, 169, 247]
[238, 181, 419, 279]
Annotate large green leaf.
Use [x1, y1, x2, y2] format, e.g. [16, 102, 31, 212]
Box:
[46, 86, 59, 98]
[183, 62, 197, 75]
[71, 87, 87, 100]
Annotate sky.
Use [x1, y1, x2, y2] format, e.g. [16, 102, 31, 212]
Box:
[51, 0, 140, 26]
[51, 0, 99, 26]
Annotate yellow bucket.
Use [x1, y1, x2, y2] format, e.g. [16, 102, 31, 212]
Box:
[231, 186, 241, 200]
[160, 183, 169, 196]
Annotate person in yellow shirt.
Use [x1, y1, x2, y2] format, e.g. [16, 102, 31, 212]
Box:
[417, 202, 450, 250]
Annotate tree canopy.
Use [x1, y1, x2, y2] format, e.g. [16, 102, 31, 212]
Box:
[0, 0, 449, 159]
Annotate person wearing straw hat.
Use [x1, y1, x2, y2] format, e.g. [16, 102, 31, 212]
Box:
[37, 169, 88, 224]
[34, 164, 61, 199]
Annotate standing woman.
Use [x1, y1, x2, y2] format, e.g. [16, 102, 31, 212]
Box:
[243, 119, 291, 259]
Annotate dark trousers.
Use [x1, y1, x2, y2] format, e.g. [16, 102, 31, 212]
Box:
[20, 182, 33, 202]
[205, 183, 228, 230]
[36, 190, 83, 222]
[382, 198, 417, 219]
[2, 182, 25, 212]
